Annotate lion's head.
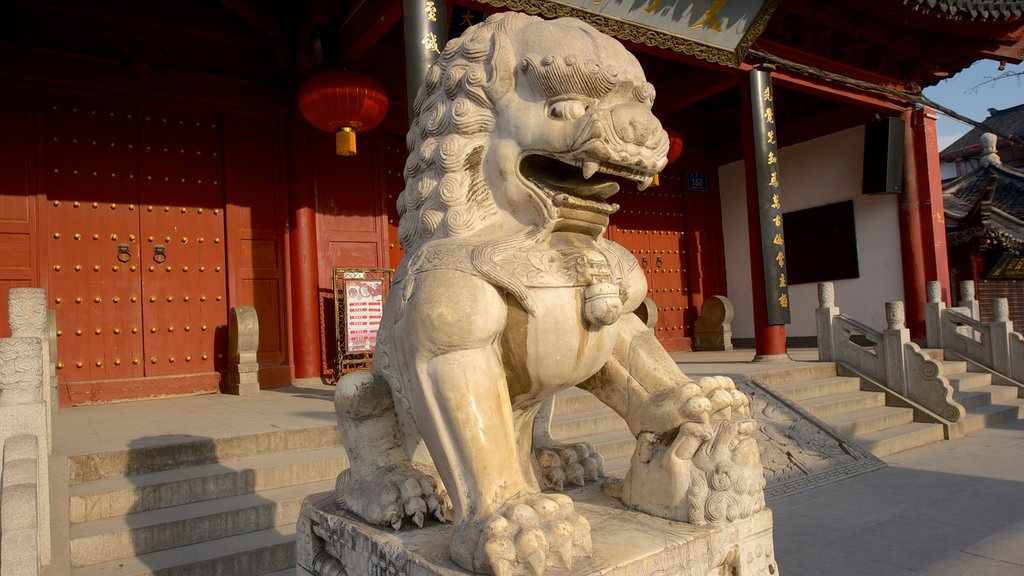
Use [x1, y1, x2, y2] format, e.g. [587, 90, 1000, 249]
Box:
[399, 13, 669, 254]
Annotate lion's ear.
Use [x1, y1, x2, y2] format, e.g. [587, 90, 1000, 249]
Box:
[484, 30, 516, 101]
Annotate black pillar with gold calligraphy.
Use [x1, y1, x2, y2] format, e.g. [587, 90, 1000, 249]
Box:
[403, 0, 448, 126]
[748, 67, 791, 325]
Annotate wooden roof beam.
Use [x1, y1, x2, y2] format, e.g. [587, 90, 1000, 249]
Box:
[653, 69, 740, 115]
[338, 0, 402, 62]
[218, 0, 287, 40]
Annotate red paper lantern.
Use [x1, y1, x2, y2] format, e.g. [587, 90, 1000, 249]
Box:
[298, 71, 388, 156]
[665, 126, 683, 165]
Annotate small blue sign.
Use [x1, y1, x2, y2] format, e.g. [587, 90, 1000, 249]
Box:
[687, 171, 708, 192]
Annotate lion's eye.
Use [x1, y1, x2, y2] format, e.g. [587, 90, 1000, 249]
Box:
[548, 100, 586, 121]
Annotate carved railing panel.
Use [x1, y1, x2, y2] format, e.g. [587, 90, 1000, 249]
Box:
[816, 282, 964, 423]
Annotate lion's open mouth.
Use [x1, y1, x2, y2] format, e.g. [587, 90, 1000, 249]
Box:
[520, 153, 658, 236]
[521, 154, 655, 200]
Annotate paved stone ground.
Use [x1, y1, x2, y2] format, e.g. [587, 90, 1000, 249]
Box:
[772, 419, 1024, 575]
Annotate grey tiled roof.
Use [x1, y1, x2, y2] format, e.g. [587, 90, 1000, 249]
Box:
[944, 162, 1024, 248]
[944, 162, 1024, 220]
[942, 104, 1024, 157]
[903, 0, 1024, 20]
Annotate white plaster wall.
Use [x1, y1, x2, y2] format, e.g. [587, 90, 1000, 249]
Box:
[719, 126, 905, 339]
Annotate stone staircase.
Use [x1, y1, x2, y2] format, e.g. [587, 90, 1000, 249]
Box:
[764, 365, 945, 458]
[64, 425, 345, 575]
[59, 394, 633, 575]
[936, 350, 1024, 433]
[763, 350, 1024, 458]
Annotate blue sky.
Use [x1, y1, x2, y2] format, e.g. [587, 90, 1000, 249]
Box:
[922, 59, 1024, 151]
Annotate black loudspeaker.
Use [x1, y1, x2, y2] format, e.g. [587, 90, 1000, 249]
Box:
[862, 117, 905, 194]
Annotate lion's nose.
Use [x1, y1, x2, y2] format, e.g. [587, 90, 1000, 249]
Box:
[609, 103, 663, 148]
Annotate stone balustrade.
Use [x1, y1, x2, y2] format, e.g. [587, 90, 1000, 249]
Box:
[1, 287, 52, 571]
[816, 282, 965, 423]
[925, 280, 1024, 384]
[2, 435, 40, 576]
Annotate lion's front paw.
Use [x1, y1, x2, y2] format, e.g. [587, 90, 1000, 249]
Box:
[451, 493, 592, 576]
[335, 463, 452, 530]
[535, 442, 604, 491]
[621, 376, 765, 525]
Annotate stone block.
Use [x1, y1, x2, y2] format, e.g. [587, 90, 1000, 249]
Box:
[694, 295, 734, 351]
[226, 306, 260, 396]
[297, 486, 778, 575]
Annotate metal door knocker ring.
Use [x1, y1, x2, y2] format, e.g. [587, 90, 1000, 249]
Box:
[116, 243, 132, 263]
[153, 245, 167, 264]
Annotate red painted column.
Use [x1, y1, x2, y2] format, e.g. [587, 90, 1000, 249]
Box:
[741, 77, 787, 359]
[897, 107, 951, 338]
[289, 123, 323, 379]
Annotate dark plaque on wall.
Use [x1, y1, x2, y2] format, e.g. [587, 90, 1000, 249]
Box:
[783, 200, 860, 285]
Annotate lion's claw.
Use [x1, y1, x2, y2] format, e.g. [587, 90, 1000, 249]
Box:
[535, 442, 604, 491]
[335, 464, 452, 530]
[455, 492, 591, 575]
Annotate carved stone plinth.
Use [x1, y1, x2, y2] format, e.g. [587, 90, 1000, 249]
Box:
[225, 306, 260, 395]
[297, 485, 778, 576]
[694, 296, 734, 351]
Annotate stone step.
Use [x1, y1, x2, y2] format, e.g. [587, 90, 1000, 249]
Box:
[549, 408, 627, 439]
[70, 446, 347, 523]
[954, 385, 1019, 409]
[946, 371, 993, 392]
[920, 348, 944, 360]
[748, 362, 837, 387]
[961, 400, 1024, 434]
[68, 424, 341, 485]
[550, 429, 636, 464]
[797, 390, 886, 420]
[770, 376, 861, 402]
[553, 387, 606, 416]
[938, 359, 968, 375]
[822, 405, 915, 437]
[70, 478, 333, 567]
[70, 524, 295, 576]
[853, 422, 946, 458]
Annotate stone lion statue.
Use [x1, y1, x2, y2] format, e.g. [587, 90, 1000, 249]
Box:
[334, 12, 765, 575]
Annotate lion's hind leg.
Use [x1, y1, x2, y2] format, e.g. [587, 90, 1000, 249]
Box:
[333, 370, 452, 529]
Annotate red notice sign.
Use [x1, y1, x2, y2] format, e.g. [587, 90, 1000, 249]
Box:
[344, 279, 384, 352]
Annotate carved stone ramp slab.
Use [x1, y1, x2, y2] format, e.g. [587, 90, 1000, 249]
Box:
[297, 485, 778, 576]
[734, 373, 887, 501]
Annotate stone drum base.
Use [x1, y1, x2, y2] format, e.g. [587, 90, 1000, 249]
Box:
[296, 484, 778, 576]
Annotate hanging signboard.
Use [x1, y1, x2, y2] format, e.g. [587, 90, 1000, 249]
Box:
[471, 0, 780, 67]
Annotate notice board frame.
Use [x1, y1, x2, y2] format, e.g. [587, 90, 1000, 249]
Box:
[331, 267, 393, 379]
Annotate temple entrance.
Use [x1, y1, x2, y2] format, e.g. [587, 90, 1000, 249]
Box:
[44, 97, 228, 403]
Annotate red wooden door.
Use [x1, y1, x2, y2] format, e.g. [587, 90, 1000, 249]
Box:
[137, 106, 227, 375]
[608, 178, 691, 351]
[44, 97, 228, 401]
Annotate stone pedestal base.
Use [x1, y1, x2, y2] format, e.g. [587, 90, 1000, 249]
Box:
[296, 483, 778, 575]
[225, 363, 259, 395]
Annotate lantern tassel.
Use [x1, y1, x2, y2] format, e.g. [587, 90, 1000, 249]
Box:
[336, 127, 357, 156]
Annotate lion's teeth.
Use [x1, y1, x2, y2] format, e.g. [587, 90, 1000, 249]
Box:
[637, 176, 653, 191]
[582, 161, 599, 179]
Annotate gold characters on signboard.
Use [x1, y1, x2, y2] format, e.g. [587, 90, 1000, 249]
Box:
[691, 0, 729, 32]
[779, 273, 787, 288]
[424, 1, 437, 22]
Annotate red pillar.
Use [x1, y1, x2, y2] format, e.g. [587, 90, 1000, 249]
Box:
[898, 107, 951, 338]
[741, 77, 787, 359]
[289, 123, 323, 379]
